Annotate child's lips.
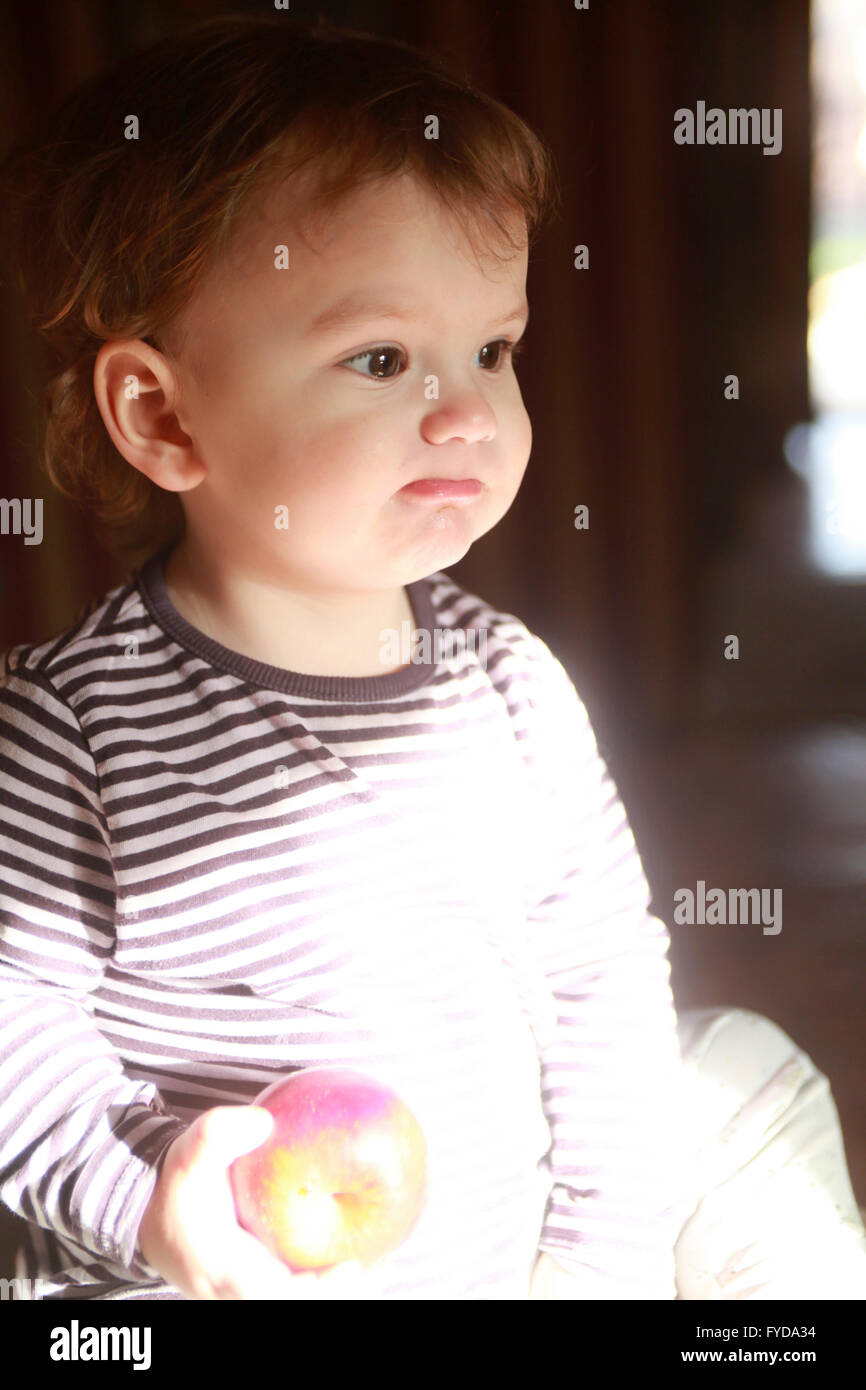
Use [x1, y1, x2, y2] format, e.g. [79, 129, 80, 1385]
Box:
[398, 478, 482, 501]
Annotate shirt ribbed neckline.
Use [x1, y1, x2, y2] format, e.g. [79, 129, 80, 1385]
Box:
[136, 544, 440, 702]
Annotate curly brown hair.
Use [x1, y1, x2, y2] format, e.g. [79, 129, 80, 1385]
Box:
[0, 12, 559, 570]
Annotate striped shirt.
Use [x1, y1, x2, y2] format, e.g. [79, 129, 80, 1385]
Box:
[0, 545, 687, 1300]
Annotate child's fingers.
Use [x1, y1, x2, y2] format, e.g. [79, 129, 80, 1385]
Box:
[191, 1105, 274, 1168]
[185, 1222, 301, 1300]
[216, 1233, 380, 1300]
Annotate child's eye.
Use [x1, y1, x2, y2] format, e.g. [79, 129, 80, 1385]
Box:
[340, 338, 526, 380]
[475, 338, 526, 372]
[341, 345, 406, 379]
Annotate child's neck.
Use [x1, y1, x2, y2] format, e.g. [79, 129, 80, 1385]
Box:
[162, 544, 414, 679]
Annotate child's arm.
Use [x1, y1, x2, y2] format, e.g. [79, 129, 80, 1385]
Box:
[0, 660, 388, 1300]
[517, 640, 689, 1300]
[0, 660, 190, 1282]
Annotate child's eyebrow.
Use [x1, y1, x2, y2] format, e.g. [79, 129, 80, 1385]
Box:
[306, 294, 530, 336]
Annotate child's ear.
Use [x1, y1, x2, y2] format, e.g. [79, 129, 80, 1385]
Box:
[92, 338, 206, 494]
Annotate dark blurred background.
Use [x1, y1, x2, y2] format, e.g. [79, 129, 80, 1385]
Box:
[3, 0, 866, 1279]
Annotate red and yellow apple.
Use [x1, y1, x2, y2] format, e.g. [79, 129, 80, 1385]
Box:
[229, 1066, 428, 1272]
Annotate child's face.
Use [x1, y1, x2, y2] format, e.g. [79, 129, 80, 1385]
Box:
[164, 171, 532, 594]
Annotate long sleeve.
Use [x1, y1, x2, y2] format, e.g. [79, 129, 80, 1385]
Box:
[0, 657, 188, 1279]
[516, 639, 689, 1299]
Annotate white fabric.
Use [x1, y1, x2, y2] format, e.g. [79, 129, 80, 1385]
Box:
[672, 1007, 866, 1300]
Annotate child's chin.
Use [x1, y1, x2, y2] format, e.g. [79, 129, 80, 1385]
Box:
[413, 532, 475, 573]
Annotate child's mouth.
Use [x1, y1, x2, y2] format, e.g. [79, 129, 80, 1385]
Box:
[398, 479, 482, 501]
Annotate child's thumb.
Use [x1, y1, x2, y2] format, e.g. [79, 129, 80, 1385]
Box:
[197, 1105, 274, 1163]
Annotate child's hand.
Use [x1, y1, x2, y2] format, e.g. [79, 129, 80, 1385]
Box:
[137, 1105, 388, 1300]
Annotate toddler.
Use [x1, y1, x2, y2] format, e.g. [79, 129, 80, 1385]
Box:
[1, 14, 865, 1302]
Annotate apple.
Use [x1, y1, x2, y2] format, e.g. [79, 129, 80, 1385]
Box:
[229, 1066, 428, 1273]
